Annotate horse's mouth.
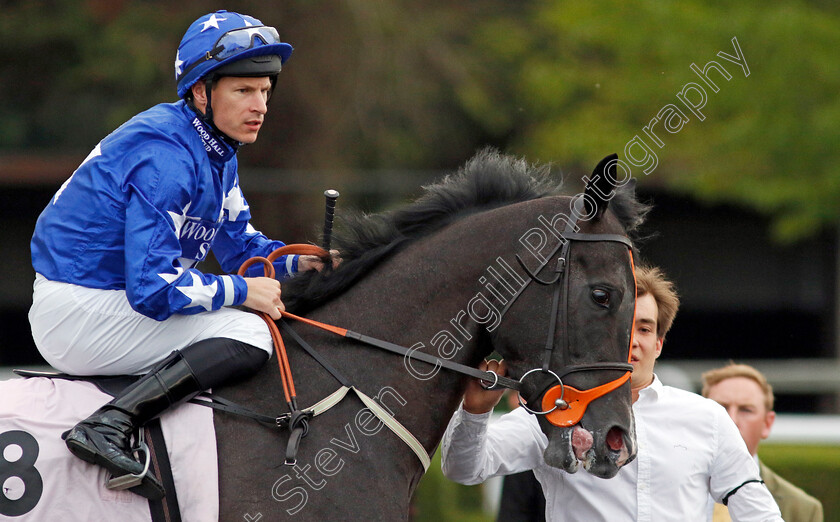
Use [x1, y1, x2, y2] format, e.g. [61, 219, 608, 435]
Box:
[544, 424, 636, 478]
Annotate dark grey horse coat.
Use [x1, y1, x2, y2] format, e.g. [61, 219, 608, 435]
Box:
[215, 149, 647, 520]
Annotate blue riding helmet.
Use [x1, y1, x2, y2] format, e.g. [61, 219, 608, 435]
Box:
[175, 10, 293, 99]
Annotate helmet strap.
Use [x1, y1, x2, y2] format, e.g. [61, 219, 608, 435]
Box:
[203, 77, 216, 128]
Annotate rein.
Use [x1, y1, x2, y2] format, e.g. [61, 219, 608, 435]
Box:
[238, 244, 522, 396]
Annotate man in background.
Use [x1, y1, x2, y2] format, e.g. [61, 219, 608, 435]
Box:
[702, 363, 823, 522]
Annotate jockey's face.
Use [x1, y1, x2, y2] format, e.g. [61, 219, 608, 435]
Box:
[192, 76, 272, 144]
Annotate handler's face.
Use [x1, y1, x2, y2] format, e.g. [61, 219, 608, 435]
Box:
[194, 76, 272, 144]
[630, 293, 662, 393]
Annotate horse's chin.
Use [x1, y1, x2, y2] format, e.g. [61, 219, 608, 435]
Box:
[543, 425, 636, 479]
[543, 430, 581, 473]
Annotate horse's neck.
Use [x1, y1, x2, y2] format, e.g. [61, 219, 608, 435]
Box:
[306, 223, 501, 445]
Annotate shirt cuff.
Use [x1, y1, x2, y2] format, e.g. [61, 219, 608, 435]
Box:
[230, 275, 248, 306]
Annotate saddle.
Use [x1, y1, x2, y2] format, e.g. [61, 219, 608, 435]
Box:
[13, 369, 183, 522]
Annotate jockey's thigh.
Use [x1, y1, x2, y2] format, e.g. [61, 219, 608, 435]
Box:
[29, 274, 273, 376]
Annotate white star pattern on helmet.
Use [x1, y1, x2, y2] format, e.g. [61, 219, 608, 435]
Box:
[201, 13, 226, 32]
[222, 184, 249, 221]
[175, 51, 184, 78]
[166, 202, 191, 238]
[173, 271, 217, 311]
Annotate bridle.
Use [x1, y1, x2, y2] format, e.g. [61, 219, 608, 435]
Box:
[501, 197, 636, 427]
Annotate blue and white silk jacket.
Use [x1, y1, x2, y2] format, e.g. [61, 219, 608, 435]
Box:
[31, 100, 295, 320]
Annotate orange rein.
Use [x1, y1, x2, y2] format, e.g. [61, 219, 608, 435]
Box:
[237, 244, 332, 407]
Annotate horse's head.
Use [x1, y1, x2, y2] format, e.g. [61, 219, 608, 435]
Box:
[494, 154, 645, 479]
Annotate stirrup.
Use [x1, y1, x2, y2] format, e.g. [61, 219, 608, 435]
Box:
[106, 429, 152, 491]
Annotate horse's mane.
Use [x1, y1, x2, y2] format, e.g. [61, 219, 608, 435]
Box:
[282, 148, 646, 313]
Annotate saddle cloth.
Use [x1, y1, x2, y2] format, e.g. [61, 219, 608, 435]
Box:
[0, 376, 218, 521]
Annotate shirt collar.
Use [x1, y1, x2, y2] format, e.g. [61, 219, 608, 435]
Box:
[637, 374, 664, 402]
[180, 101, 236, 161]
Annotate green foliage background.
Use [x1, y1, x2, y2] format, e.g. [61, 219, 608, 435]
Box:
[759, 444, 840, 521]
[459, 1, 840, 241]
[2, 1, 838, 240]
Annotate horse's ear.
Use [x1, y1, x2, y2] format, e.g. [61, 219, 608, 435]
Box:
[584, 153, 618, 218]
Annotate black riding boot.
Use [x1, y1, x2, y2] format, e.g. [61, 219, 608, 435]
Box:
[64, 338, 268, 500]
[63, 349, 200, 499]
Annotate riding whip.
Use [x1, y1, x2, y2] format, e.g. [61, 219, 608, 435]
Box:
[322, 189, 339, 251]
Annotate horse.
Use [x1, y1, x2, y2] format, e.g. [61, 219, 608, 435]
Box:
[0, 149, 644, 520]
[213, 148, 648, 520]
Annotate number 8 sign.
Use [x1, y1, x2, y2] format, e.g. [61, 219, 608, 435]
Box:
[0, 430, 44, 517]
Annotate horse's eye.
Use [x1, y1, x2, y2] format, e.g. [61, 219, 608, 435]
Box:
[592, 288, 610, 307]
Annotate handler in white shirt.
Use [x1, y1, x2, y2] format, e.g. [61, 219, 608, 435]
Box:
[441, 265, 782, 521]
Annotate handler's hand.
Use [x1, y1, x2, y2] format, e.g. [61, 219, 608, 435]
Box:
[243, 277, 285, 320]
[298, 250, 341, 272]
[463, 359, 508, 414]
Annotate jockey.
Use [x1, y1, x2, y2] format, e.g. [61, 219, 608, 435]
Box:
[28, 11, 323, 499]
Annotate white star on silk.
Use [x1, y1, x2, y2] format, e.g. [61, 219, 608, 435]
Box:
[158, 266, 185, 285]
[222, 185, 249, 221]
[54, 143, 101, 204]
[175, 51, 184, 78]
[166, 202, 191, 238]
[164, 271, 217, 311]
[201, 13, 226, 32]
[159, 201, 216, 310]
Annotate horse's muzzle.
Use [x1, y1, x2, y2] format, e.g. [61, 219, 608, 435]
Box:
[542, 423, 636, 479]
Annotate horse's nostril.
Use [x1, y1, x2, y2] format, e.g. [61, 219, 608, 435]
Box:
[606, 426, 624, 451]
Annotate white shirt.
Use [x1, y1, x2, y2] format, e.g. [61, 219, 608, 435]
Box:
[441, 376, 783, 522]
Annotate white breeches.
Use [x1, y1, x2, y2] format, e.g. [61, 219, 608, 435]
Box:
[29, 274, 273, 375]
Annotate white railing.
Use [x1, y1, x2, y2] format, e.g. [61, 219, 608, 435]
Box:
[661, 359, 840, 395]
